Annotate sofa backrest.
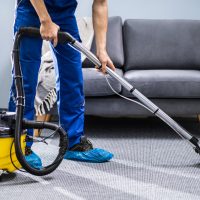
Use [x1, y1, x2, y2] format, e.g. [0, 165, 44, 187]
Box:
[123, 19, 200, 71]
[82, 16, 124, 69]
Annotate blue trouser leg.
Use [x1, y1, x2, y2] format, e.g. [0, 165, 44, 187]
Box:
[50, 32, 85, 148]
[8, 21, 42, 147]
[9, 12, 84, 149]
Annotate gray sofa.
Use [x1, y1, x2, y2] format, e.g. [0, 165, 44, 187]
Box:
[54, 16, 200, 118]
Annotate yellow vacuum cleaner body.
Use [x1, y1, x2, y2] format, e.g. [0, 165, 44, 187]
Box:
[0, 113, 26, 173]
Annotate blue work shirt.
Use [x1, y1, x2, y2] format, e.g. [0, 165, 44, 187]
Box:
[16, 0, 78, 24]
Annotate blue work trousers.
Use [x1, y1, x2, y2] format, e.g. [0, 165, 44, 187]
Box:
[8, 8, 85, 148]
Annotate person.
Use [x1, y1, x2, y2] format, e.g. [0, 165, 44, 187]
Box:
[9, 0, 115, 169]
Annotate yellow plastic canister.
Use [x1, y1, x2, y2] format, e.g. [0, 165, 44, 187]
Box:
[0, 133, 26, 173]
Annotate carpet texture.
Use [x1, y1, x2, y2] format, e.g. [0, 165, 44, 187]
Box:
[1, 117, 200, 200]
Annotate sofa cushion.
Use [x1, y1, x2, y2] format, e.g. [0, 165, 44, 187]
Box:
[82, 16, 124, 68]
[83, 68, 123, 96]
[122, 70, 200, 98]
[123, 19, 200, 71]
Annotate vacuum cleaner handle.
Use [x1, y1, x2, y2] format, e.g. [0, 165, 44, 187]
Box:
[19, 27, 76, 44]
[19, 27, 103, 69]
[18, 27, 103, 68]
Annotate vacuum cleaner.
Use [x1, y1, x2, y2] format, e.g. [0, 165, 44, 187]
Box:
[1, 27, 200, 177]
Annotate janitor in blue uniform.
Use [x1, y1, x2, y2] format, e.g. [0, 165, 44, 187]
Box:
[9, 0, 115, 168]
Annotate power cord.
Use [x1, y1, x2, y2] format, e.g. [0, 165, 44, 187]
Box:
[104, 74, 153, 113]
[10, 140, 27, 173]
[10, 126, 60, 173]
[104, 72, 192, 144]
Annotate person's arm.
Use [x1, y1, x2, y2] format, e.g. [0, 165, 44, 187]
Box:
[92, 0, 115, 73]
[30, 0, 59, 46]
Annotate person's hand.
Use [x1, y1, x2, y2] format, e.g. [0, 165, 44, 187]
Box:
[96, 50, 115, 74]
[40, 19, 60, 47]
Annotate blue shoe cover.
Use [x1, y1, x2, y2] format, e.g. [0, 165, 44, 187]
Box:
[25, 151, 42, 169]
[64, 148, 114, 163]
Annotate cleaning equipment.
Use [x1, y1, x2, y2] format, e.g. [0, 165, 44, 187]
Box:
[16, 27, 200, 155]
[0, 112, 26, 173]
[1, 27, 200, 177]
[0, 29, 68, 177]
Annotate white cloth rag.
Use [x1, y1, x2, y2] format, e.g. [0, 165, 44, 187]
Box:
[34, 17, 94, 116]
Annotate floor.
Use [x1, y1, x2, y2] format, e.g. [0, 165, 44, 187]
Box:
[1, 116, 200, 200]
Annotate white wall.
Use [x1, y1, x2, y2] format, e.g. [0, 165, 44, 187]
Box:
[1, 0, 200, 108]
[76, 0, 200, 20]
[0, 0, 15, 109]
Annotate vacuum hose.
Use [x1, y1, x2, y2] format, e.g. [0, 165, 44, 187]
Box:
[13, 28, 74, 176]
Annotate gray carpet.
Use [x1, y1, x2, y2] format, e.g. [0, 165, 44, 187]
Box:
[1, 117, 200, 200]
